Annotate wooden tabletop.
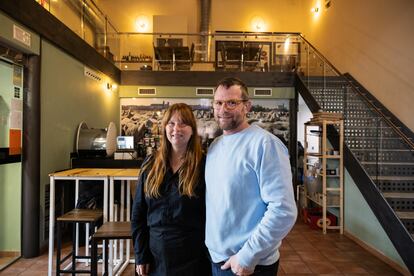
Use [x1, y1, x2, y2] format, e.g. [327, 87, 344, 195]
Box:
[57, 208, 103, 222]
[93, 221, 132, 239]
[49, 168, 123, 177]
[111, 168, 140, 178]
[49, 168, 140, 177]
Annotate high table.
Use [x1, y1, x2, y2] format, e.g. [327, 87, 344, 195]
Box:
[48, 168, 140, 276]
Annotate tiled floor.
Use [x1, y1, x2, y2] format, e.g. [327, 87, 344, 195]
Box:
[0, 220, 403, 275]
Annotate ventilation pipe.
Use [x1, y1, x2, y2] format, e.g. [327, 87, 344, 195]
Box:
[199, 0, 211, 61]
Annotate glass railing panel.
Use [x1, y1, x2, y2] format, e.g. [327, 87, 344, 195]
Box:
[48, 0, 83, 40]
[306, 48, 326, 108]
[297, 40, 310, 86]
[115, 33, 154, 70]
[214, 33, 272, 72]
[36, 0, 116, 59]
[268, 34, 300, 73]
[105, 21, 120, 64]
[83, 0, 107, 52]
[115, 32, 304, 72]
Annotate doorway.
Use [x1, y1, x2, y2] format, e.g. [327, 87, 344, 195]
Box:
[0, 49, 24, 270]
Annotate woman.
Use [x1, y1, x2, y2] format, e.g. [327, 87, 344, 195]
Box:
[131, 103, 210, 276]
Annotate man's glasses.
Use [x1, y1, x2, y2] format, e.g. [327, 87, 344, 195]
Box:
[212, 99, 247, 110]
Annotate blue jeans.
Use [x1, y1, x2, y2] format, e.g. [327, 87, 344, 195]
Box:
[211, 260, 279, 276]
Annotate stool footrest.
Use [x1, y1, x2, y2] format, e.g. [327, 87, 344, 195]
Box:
[57, 268, 93, 274]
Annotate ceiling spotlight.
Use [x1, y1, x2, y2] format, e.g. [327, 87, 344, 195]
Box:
[251, 16, 265, 32]
[135, 15, 149, 32]
[311, 7, 320, 13]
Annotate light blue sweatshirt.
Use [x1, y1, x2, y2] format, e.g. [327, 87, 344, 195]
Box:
[205, 125, 297, 270]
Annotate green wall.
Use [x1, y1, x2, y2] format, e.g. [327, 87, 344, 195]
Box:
[344, 169, 406, 270]
[39, 40, 120, 243]
[0, 163, 21, 251]
[0, 58, 22, 252]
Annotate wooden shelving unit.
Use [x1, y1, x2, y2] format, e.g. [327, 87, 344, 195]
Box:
[304, 112, 344, 234]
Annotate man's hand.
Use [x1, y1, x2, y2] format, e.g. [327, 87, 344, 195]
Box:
[221, 255, 254, 276]
[136, 264, 150, 276]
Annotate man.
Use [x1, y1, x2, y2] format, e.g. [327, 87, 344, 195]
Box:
[205, 77, 297, 276]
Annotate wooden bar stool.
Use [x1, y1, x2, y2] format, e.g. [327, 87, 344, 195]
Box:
[56, 208, 103, 275]
[91, 221, 132, 276]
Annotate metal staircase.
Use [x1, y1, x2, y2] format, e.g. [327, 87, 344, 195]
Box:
[296, 36, 414, 274]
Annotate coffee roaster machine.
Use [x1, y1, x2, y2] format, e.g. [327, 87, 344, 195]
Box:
[75, 121, 117, 157]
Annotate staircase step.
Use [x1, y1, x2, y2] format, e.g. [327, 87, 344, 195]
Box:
[346, 133, 399, 138]
[346, 136, 408, 150]
[383, 192, 414, 198]
[396, 211, 414, 220]
[375, 176, 414, 181]
[361, 161, 414, 166]
[344, 118, 391, 126]
[354, 149, 414, 163]
[346, 137, 403, 140]
[376, 180, 414, 193]
[344, 116, 385, 120]
[384, 193, 414, 212]
[345, 126, 397, 129]
[352, 148, 412, 152]
[326, 108, 380, 112]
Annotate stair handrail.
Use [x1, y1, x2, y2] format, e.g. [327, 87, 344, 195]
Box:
[298, 34, 414, 151]
[299, 34, 342, 76]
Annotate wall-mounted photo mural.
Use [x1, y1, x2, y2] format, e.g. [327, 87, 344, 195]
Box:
[120, 98, 289, 158]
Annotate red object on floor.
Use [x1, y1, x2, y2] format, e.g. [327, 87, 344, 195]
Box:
[302, 208, 337, 230]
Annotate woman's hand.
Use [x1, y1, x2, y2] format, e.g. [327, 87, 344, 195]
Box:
[136, 264, 150, 276]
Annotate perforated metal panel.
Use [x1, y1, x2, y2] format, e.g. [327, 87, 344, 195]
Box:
[345, 127, 397, 138]
[376, 180, 414, 192]
[353, 149, 414, 162]
[400, 219, 414, 234]
[363, 163, 414, 176]
[322, 102, 344, 110]
[344, 109, 380, 118]
[386, 198, 414, 211]
[345, 137, 406, 149]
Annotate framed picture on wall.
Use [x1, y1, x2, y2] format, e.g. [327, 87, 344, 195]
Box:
[120, 98, 290, 158]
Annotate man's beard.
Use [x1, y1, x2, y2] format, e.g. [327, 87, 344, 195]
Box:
[216, 115, 241, 131]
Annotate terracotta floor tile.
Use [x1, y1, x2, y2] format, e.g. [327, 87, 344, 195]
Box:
[305, 261, 341, 274]
[310, 240, 338, 250]
[280, 261, 312, 274]
[333, 261, 369, 274]
[280, 241, 295, 251]
[321, 249, 354, 262]
[280, 251, 302, 261]
[296, 250, 326, 262]
[289, 241, 317, 251]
